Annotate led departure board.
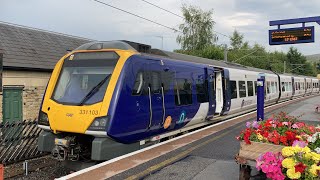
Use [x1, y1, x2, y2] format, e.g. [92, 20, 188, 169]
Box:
[269, 26, 314, 45]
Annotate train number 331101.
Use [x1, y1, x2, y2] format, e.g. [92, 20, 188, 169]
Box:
[79, 110, 99, 115]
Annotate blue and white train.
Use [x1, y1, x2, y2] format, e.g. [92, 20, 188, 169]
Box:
[37, 41, 320, 161]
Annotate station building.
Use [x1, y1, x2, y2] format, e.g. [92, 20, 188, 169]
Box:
[0, 22, 90, 123]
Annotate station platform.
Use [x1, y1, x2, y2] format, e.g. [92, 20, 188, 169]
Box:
[60, 95, 320, 180]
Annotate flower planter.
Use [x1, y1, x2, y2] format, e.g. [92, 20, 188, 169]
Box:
[239, 141, 285, 161]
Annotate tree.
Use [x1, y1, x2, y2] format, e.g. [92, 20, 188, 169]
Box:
[286, 47, 308, 75]
[230, 30, 244, 50]
[176, 5, 217, 51]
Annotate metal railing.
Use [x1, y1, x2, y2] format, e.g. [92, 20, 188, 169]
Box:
[0, 120, 48, 165]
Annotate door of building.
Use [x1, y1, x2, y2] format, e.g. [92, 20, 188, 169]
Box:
[3, 88, 23, 123]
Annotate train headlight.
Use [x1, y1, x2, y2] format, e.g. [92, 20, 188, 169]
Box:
[88, 116, 109, 131]
[38, 111, 50, 126]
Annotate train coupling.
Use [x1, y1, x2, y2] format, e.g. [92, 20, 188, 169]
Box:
[52, 136, 81, 161]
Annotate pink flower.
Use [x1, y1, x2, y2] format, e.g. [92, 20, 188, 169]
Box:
[252, 121, 259, 129]
[282, 122, 289, 126]
[256, 152, 285, 180]
[292, 124, 299, 129]
[292, 140, 307, 148]
[246, 121, 251, 128]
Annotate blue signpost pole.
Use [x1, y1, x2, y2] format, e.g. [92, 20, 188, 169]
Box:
[257, 74, 265, 121]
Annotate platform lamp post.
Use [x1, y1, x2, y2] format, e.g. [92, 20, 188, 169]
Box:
[257, 73, 265, 121]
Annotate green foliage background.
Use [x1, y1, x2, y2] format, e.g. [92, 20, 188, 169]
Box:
[175, 5, 319, 77]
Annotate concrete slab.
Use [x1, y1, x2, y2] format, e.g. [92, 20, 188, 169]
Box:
[144, 156, 215, 180]
[192, 160, 238, 180]
[288, 96, 320, 121]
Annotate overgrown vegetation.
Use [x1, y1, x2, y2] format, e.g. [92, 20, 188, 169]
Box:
[175, 5, 319, 76]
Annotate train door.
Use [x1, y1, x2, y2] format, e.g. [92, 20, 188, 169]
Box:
[206, 67, 216, 117]
[215, 69, 224, 114]
[145, 60, 169, 129]
[221, 69, 231, 115]
[291, 77, 295, 98]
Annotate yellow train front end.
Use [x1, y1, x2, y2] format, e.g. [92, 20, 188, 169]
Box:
[37, 41, 137, 161]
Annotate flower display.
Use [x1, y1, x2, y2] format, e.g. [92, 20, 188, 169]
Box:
[307, 132, 320, 153]
[237, 112, 318, 146]
[281, 145, 320, 179]
[237, 112, 320, 179]
[256, 152, 285, 180]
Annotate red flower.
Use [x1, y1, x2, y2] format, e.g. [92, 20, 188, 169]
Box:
[280, 136, 288, 146]
[285, 131, 298, 145]
[268, 130, 280, 145]
[244, 129, 252, 144]
[294, 163, 307, 173]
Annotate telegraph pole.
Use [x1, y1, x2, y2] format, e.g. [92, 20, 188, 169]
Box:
[224, 44, 228, 62]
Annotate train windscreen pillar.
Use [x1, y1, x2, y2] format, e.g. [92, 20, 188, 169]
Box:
[257, 75, 265, 121]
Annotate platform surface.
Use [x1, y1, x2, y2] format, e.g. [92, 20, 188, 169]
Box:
[62, 95, 320, 180]
[130, 96, 320, 180]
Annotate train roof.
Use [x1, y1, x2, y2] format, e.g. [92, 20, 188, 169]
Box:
[74, 41, 316, 79]
[144, 49, 275, 74]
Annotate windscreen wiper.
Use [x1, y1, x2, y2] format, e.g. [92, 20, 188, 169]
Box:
[78, 74, 112, 106]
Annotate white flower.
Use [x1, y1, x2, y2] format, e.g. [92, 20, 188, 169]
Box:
[315, 147, 320, 154]
[308, 136, 317, 143]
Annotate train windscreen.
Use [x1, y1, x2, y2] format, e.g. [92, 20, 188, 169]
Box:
[51, 52, 119, 105]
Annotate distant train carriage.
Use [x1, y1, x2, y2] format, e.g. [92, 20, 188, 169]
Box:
[37, 41, 319, 162]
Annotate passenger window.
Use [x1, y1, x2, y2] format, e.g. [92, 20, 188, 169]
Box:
[151, 72, 161, 94]
[254, 81, 257, 95]
[239, 81, 246, 98]
[247, 81, 254, 96]
[196, 76, 209, 103]
[230, 80, 237, 99]
[271, 82, 275, 93]
[275, 82, 278, 93]
[132, 72, 144, 95]
[175, 78, 193, 106]
[288, 82, 292, 91]
[162, 71, 174, 94]
[282, 82, 285, 92]
[267, 81, 270, 94]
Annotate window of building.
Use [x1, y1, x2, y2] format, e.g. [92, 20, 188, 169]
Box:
[174, 78, 193, 106]
[239, 81, 246, 98]
[247, 81, 254, 96]
[196, 77, 209, 103]
[230, 80, 237, 99]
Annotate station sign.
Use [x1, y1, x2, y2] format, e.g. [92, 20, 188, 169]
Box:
[269, 26, 314, 45]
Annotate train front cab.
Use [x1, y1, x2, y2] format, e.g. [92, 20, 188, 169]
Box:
[37, 45, 140, 161]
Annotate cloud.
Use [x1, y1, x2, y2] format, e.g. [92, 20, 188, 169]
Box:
[1, 0, 320, 54]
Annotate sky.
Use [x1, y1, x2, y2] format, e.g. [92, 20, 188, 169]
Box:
[1, 0, 320, 55]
